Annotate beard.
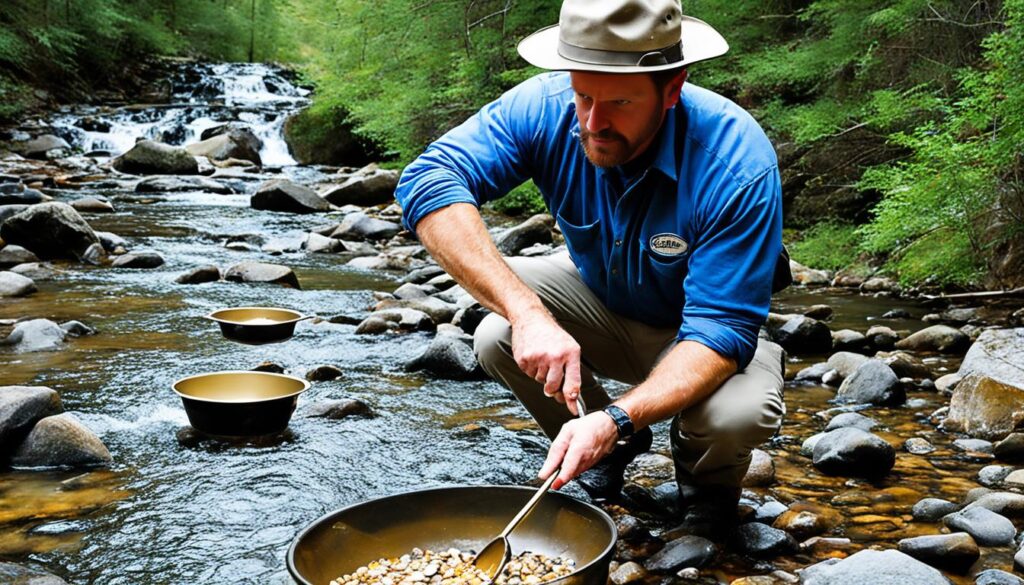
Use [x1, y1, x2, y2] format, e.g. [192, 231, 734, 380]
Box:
[578, 99, 665, 168]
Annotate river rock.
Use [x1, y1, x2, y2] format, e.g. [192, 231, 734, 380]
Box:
[942, 374, 1024, 440]
[943, 506, 1015, 546]
[754, 500, 788, 523]
[811, 427, 895, 478]
[835, 359, 903, 405]
[800, 432, 826, 457]
[976, 569, 1024, 585]
[355, 316, 393, 334]
[113, 140, 198, 175]
[135, 175, 233, 194]
[9, 262, 57, 281]
[866, 325, 899, 350]
[911, 498, 959, 521]
[252, 179, 331, 213]
[70, 196, 114, 213]
[953, 438, 993, 454]
[643, 535, 716, 572]
[364, 308, 435, 332]
[825, 352, 868, 382]
[877, 351, 933, 379]
[609, 561, 647, 585]
[804, 304, 834, 320]
[798, 549, 951, 585]
[401, 265, 446, 285]
[405, 332, 483, 380]
[0, 271, 36, 297]
[0, 386, 63, 450]
[175, 265, 220, 284]
[330, 212, 401, 241]
[305, 365, 344, 382]
[0, 202, 100, 261]
[0, 185, 45, 206]
[187, 127, 262, 166]
[60, 321, 95, 337]
[734, 522, 797, 557]
[993, 433, 1024, 462]
[393, 283, 433, 300]
[904, 437, 935, 454]
[742, 449, 775, 487]
[0, 562, 69, 585]
[831, 329, 868, 353]
[825, 412, 877, 432]
[771, 315, 832, 355]
[375, 297, 457, 324]
[10, 413, 111, 467]
[958, 328, 1024, 389]
[496, 214, 555, 256]
[789, 260, 831, 286]
[322, 164, 400, 207]
[861, 276, 900, 293]
[3, 319, 66, 352]
[305, 232, 342, 253]
[17, 134, 70, 159]
[305, 399, 374, 419]
[895, 324, 971, 354]
[897, 533, 979, 574]
[0, 245, 39, 269]
[978, 465, 1013, 487]
[111, 251, 164, 269]
[224, 261, 300, 289]
[772, 508, 835, 540]
[795, 362, 831, 383]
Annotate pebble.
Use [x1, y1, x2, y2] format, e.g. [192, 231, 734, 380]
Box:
[330, 548, 573, 585]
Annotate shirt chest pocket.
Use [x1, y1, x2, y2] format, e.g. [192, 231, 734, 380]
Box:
[556, 213, 605, 282]
[639, 238, 689, 284]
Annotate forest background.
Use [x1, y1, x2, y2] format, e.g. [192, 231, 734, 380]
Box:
[0, 0, 1021, 291]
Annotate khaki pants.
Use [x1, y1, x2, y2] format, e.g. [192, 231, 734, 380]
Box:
[473, 253, 786, 489]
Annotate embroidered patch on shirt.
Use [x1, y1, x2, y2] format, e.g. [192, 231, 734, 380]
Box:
[649, 233, 689, 256]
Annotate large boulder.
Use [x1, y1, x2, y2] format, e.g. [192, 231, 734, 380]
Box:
[0, 271, 36, 297]
[0, 202, 100, 261]
[0, 386, 63, 450]
[895, 324, 971, 354]
[135, 175, 233, 194]
[771, 315, 832, 355]
[224, 261, 300, 289]
[958, 328, 1024, 389]
[942, 374, 1024, 441]
[799, 549, 952, 585]
[322, 164, 400, 207]
[10, 413, 112, 467]
[252, 179, 332, 214]
[496, 214, 555, 256]
[835, 359, 904, 405]
[1, 319, 67, 352]
[187, 125, 262, 166]
[811, 427, 895, 478]
[112, 140, 198, 175]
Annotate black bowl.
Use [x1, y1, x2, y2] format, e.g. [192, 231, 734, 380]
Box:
[287, 485, 616, 585]
[205, 307, 310, 344]
[172, 371, 310, 436]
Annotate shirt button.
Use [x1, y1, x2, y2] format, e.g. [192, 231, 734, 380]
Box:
[614, 239, 622, 246]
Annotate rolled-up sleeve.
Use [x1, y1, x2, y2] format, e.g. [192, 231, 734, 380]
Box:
[395, 77, 545, 233]
[678, 167, 782, 369]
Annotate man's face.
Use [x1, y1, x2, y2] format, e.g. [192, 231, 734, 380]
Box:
[570, 71, 681, 168]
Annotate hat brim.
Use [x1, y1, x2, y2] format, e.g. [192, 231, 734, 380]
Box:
[517, 16, 728, 73]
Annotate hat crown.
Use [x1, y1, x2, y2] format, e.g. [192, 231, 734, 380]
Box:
[559, 0, 682, 52]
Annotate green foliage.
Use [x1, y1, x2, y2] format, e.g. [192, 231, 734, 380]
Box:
[789, 222, 861, 272]
[489, 181, 546, 217]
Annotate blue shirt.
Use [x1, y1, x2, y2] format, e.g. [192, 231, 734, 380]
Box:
[395, 72, 782, 369]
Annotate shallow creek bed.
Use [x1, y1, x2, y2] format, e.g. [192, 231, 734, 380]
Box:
[331, 547, 575, 585]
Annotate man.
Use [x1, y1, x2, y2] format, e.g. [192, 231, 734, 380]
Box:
[395, 0, 787, 537]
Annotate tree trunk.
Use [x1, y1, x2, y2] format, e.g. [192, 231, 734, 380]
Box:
[248, 0, 256, 62]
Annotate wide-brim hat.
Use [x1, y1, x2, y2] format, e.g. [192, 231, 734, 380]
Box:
[517, 0, 728, 73]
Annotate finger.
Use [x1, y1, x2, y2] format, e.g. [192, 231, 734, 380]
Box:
[543, 365, 564, 399]
[563, 353, 582, 405]
[539, 430, 570, 481]
[555, 442, 584, 490]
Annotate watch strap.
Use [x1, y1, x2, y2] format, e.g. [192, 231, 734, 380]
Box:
[602, 405, 635, 439]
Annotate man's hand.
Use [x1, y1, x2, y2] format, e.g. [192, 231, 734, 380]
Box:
[538, 413, 618, 490]
[510, 310, 583, 415]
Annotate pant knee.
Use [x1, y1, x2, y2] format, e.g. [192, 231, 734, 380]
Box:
[473, 313, 512, 368]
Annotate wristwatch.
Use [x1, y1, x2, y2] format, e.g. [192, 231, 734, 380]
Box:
[602, 405, 635, 440]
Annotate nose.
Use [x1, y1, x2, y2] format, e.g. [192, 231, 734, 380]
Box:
[585, 102, 610, 133]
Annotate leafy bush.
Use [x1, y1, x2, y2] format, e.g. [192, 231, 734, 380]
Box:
[489, 181, 546, 217]
[790, 222, 861, 272]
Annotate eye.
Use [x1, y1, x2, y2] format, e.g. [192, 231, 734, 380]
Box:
[615, 99, 631, 106]
[576, 92, 592, 102]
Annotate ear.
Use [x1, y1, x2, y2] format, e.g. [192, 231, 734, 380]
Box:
[663, 69, 688, 109]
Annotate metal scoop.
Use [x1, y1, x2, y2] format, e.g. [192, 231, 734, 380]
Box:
[472, 396, 587, 581]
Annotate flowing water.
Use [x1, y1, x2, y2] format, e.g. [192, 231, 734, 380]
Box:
[0, 63, 995, 584]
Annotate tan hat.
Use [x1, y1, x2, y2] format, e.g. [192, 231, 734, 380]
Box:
[517, 0, 728, 73]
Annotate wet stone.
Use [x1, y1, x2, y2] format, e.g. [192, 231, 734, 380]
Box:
[911, 498, 959, 521]
[452, 423, 488, 439]
[60, 320, 95, 337]
[330, 212, 401, 241]
[878, 351, 934, 380]
[771, 315, 832, 355]
[643, 535, 716, 573]
[812, 427, 895, 478]
[400, 265, 446, 285]
[0, 385, 63, 447]
[304, 399, 374, 419]
[734, 522, 798, 557]
[836, 359, 904, 405]
[11, 413, 112, 467]
[614, 514, 649, 542]
[895, 324, 971, 354]
[0, 244, 39, 268]
[1005, 470, 1024, 488]
[305, 365, 344, 381]
[831, 329, 868, 352]
[943, 505, 1015, 546]
[953, 438, 994, 454]
[111, 251, 165, 269]
[794, 362, 831, 383]
[251, 178, 332, 213]
[609, 561, 647, 585]
[0, 270, 36, 297]
[942, 374, 1024, 441]
[405, 333, 483, 380]
[772, 508, 834, 540]
[964, 491, 1024, 518]
[825, 412, 877, 432]
[800, 432, 826, 457]
[754, 500, 789, 523]
[224, 261, 300, 289]
[826, 351, 869, 381]
[866, 325, 899, 350]
[994, 433, 1024, 462]
[978, 465, 1013, 487]
[935, 373, 962, 394]
[495, 213, 554, 256]
[742, 449, 775, 487]
[897, 532, 979, 574]
[3, 318, 67, 352]
[175, 265, 220, 284]
[975, 569, 1024, 585]
[70, 196, 114, 213]
[799, 548, 950, 585]
[355, 316, 394, 334]
[252, 362, 285, 373]
[804, 304, 833, 320]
